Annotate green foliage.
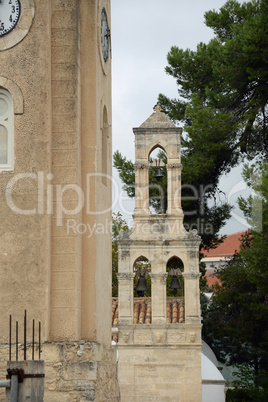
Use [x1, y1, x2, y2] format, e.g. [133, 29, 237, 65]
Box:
[226, 364, 268, 401]
[159, 0, 268, 160]
[113, 149, 231, 250]
[112, 212, 129, 296]
[202, 163, 268, 396]
[113, 151, 135, 200]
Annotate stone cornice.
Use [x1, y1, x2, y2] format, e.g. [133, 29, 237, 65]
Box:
[117, 273, 135, 281]
[182, 273, 201, 279]
[166, 163, 182, 169]
[134, 163, 150, 170]
[149, 273, 168, 284]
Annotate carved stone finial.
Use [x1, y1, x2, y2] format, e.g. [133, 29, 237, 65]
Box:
[153, 103, 162, 113]
[187, 229, 200, 239]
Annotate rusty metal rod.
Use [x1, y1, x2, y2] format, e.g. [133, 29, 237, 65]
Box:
[9, 315, 11, 361]
[39, 321, 41, 360]
[16, 321, 18, 361]
[32, 319, 35, 360]
[24, 310, 26, 361]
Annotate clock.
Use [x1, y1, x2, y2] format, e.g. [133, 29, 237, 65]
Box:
[101, 8, 110, 62]
[0, 0, 21, 37]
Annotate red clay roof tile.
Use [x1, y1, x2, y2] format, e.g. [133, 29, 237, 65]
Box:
[112, 297, 185, 342]
[202, 231, 247, 258]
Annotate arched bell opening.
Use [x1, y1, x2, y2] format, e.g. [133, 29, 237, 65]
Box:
[166, 256, 184, 297]
[148, 146, 167, 214]
[166, 256, 185, 324]
[133, 256, 151, 297]
[133, 256, 151, 324]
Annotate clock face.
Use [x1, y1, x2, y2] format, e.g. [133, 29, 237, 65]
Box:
[0, 0, 21, 37]
[101, 8, 110, 62]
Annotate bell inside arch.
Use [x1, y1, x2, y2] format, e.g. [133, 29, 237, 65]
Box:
[154, 166, 163, 182]
[169, 275, 181, 296]
[135, 277, 148, 297]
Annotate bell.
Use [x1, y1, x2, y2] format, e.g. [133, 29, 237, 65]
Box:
[154, 167, 163, 182]
[135, 277, 148, 297]
[170, 275, 181, 296]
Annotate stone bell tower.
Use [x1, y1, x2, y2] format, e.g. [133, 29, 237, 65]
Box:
[117, 105, 202, 401]
[0, 1, 118, 400]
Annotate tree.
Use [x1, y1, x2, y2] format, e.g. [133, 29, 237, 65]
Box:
[112, 212, 129, 296]
[114, 149, 231, 250]
[202, 163, 268, 400]
[159, 0, 268, 162]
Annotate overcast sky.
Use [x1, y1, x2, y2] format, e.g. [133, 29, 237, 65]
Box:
[111, 0, 251, 235]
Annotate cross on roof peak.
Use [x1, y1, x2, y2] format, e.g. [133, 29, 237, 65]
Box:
[153, 103, 162, 113]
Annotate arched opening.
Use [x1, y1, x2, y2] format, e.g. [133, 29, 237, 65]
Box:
[166, 256, 184, 324]
[0, 126, 8, 164]
[166, 256, 184, 297]
[102, 105, 108, 185]
[133, 256, 151, 324]
[148, 146, 167, 214]
[0, 88, 14, 171]
[133, 256, 151, 297]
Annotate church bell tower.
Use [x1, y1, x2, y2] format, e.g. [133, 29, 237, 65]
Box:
[116, 105, 202, 401]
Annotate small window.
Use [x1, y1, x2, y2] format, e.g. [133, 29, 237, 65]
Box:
[0, 89, 14, 171]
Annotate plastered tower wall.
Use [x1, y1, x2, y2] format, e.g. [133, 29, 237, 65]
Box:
[117, 107, 202, 401]
[0, 1, 118, 400]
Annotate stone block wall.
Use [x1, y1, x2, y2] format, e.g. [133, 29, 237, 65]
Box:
[0, 342, 119, 401]
[117, 323, 202, 402]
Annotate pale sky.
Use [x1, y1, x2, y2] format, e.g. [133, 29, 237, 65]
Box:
[111, 0, 251, 235]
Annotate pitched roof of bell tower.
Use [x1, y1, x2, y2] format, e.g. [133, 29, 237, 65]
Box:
[139, 103, 176, 129]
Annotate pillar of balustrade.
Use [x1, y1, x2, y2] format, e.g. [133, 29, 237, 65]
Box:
[117, 272, 136, 324]
[150, 272, 168, 324]
[133, 163, 150, 216]
[166, 162, 183, 216]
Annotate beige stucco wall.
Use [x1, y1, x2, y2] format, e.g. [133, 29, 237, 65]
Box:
[117, 324, 202, 402]
[0, 0, 52, 343]
[0, 0, 112, 343]
[0, 1, 116, 399]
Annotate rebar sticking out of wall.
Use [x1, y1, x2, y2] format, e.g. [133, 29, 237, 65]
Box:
[9, 310, 42, 362]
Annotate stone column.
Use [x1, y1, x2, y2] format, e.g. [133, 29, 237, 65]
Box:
[133, 164, 150, 216]
[118, 273, 136, 324]
[150, 273, 168, 324]
[166, 163, 183, 215]
[183, 272, 201, 322]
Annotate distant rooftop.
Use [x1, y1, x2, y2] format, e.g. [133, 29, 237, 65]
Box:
[202, 231, 247, 258]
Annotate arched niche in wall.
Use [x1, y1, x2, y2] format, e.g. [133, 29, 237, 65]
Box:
[148, 145, 167, 214]
[133, 256, 151, 298]
[166, 256, 184, 297]
[0, 88, 14, 171]
[102, 105, 108, 185]
[133, 255, 151, 324]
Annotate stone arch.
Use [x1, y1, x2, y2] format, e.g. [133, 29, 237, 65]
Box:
[133, 255, 151, 271]
[0, 87, 14, 170]
[0, 76, 23, 114]
[148, 143, 167, 160]
[133, 256, 151, 298]
[166, 255, 185, 270]
[166, 256, 184, 297]
[148, 145, 167, 214]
